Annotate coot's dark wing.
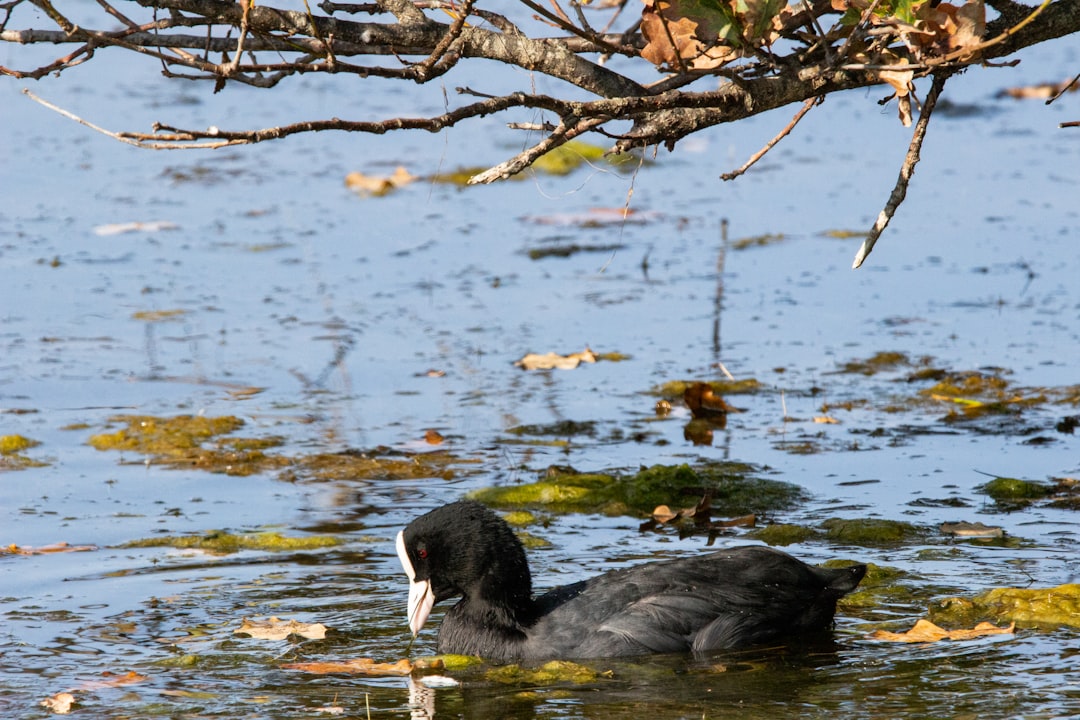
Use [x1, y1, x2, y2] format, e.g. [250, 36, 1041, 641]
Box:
[522, 546, 864, 659]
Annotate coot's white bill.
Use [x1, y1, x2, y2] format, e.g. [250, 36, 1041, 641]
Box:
[396, 529, 434, 636]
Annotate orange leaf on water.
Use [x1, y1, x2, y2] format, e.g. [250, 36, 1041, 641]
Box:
[870, 618, 1014, 642]
[282, 657, 444, 675]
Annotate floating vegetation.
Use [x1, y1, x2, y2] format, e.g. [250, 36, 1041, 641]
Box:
[652, 378, 763, 398]
[931, 583, 1080, 629]
[0, 434, 47, 471]
[469, 463, 805, 517]
[834, 351, 911, 376]
[121, 530, 342, 554]
[504, 420, 598, 438]
[87, 415, 478, 480]
[750, 523, 819, 546]
[527, 243, 626, 260]
[485, 660, 607, 685]
[286, 447, 477, 482]
[820, 518, 926, 545]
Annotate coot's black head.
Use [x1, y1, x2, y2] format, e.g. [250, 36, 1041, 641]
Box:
[396, 500, 533, 637]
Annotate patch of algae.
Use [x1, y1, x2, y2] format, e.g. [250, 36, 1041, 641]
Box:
[0, 434, 47, 470]
[1, 434, 40, 454]
[284, 448, 476, 482]
[822, 560, 912, 609]
[749, 523, 819, 546]
[468, 463, 804, 517]
[486, 660, 605, 685]
[121, 531, 341, 554]
[979, 476, 1053, 502]
[820, 518, 926, 545]
[835, 351, 911, 376]
[930, 584, 1080, 629]
[88, 414, 290, 476]
[88, 416, 476, 481]
[653, 378, 763, 398]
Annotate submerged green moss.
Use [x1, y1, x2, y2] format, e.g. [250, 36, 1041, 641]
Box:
[121, 531, 341, 554]
[835, 351, 910, 376]
[749, 523, 819, 546]
[821, 518, 925, 545]
[469, 463, 804, 517]
[89, 415, 246, 453]
[486, 660, 604, 685]
[930, 583, 1080, 628]
[652, 378, 763, 398]
[979, 476, 1053, 501]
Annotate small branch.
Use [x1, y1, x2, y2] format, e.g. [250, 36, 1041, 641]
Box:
[467, 115, 610, 184]
[20, 87, 237, 148]
[720, 95, 821, 181]
[852, 71, 948, 269]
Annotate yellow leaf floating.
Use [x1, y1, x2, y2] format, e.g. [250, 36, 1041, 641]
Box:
[282, 657, 445, 675]
[344, 166, 416, 197]
[870, 618, 1014, 642]
[515, 348, 597, 371]
[235, 616, 328, 640]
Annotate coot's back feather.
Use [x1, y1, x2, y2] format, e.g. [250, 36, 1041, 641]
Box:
[397, 501, 865, 662]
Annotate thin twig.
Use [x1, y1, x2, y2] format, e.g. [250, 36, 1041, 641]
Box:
[852, 71, 948, 269]
[21, 88, 237, 148]
[721, 95, 821, 181]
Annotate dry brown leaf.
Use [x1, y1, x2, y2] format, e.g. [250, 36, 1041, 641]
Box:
[515, 348, 597, 371]
[999, 79, 1079, 100]
[652, 504, 680, 523]
[282, 657, 445, 675]
[870, 618, 1014, 642]
[940, 521, 1003, 538]
[424, 429, 445, 445]
[813, 415, 839, 424]
[77, 670, 148, 690]
[4, 542, 98, 555]
[344, 166, 417, 196]
[40, 692, 75, 714]
[235, 617, 328, 641]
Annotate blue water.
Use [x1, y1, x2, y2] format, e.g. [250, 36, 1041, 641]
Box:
[2, 8, 1080, 717]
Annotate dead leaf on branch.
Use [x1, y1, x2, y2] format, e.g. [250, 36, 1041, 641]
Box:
[640, 0, 787, 70]
[235, 616, 328, 640]
[870, 618, 1014, 642]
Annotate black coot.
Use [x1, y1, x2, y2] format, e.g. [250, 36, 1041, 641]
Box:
[396, 500, 865, 661]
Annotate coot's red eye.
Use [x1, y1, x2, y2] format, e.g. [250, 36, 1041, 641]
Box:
[418, 548, 428, 559]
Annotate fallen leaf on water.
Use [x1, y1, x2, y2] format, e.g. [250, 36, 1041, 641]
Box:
[651, 504, 682, 523]
[282, 657, 445, 675]
[813, 415, 839, 424]
[344, 166, 416, 196]
[424, 429, 445, 445]
[77, 670, 148, 690]
[235, 617, 328, 640]
[940, 521, 1004, 538]
[40, 692, 75, 714]
[998, 78, 1079, 100]
[515, 348, 597, 371]
[870, 618, 1014, 642]
[93, 220, 179, 236]
[4, 542, 98, 555]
